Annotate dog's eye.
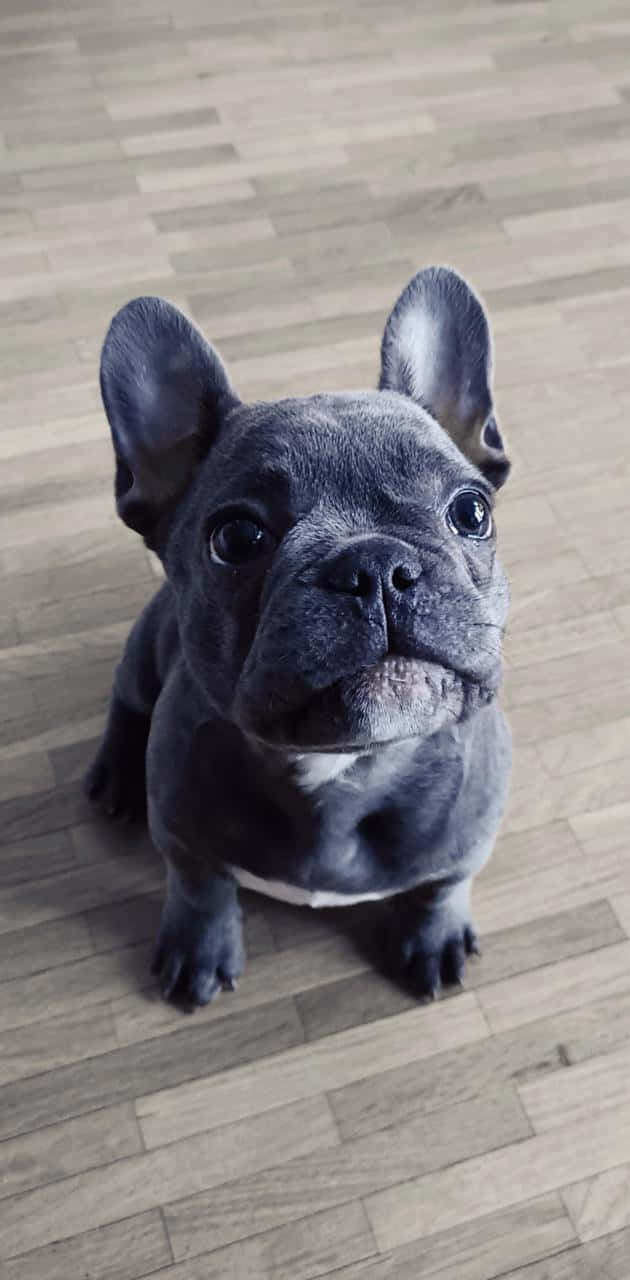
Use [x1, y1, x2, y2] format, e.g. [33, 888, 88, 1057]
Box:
[447, 490, 492, 540]
[210, 518, 273, 565]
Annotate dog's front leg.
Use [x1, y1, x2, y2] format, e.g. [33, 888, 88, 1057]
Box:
[152, 862, 245, 1008]
[391, 876, 479, 1001]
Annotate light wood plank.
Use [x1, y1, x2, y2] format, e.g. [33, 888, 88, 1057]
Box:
[539, 716, 630, 777]
[364, 1103, 630, 1253]
[0, 1005, 117, 1089]
[0, 1104, 141, 1201]
[163, 1090, 529, 1262]
[0, 852, 163, 934]
[478, 941, 630, 1034]
[0, 913, 93, 980]
[329, 973, 630, 1146]
[326, 1195, 576, 1280]
[571, 801, 630, 856]
[0, 1210, 171, 1280]
[612, 891, 630, 936]
[136, 995, 487, 1150]
[519, 1041, 630, 1133]
[563, 1166, 630, 1243]
[0, 998, 304, 1141]
[475, 844, 630, 934]
[142, 1203, 376, 1280]
[503, 754, 630, 836]
[0, 941, 154, 1034]
[453, 1228, 630, 1280]
[0, 1097, 338, 1260]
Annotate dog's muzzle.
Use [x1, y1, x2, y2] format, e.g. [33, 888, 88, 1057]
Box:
[235, 654, 496, 751]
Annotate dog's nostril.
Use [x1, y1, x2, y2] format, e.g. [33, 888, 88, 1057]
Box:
[392, 563, 420, 591]
[352, 569, 373, 597]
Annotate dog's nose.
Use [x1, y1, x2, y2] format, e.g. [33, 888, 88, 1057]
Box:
[321, 540, 422, 598]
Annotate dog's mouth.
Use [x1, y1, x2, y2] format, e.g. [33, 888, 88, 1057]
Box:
[243, 654, 495, 752]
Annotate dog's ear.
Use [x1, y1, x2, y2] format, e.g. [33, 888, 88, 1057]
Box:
[379, 266, 509, 487]
[100, 296, 239, 538]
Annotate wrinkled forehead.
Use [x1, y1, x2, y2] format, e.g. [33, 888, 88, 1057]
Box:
[210, 391, 485, 508]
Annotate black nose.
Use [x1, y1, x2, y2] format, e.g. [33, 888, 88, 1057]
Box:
[321, 540, 422, 599]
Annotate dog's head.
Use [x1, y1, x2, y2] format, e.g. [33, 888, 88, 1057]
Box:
[101, 267, 510, 752]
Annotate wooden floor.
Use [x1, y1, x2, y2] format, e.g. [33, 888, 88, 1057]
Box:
[2, 0, 630, 1276]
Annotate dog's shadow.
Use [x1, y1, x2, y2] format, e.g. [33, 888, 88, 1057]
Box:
[246, 890, 426, 1035]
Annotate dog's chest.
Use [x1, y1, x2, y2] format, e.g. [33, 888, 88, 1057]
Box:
[154, 718, 470, 901]
[238, 751, 375, 904]
[223, 750, 462, 904]
[227, 752, 385, 906]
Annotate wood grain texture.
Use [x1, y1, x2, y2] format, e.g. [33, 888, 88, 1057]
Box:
[0, 998, 304, 1142]
[0, 1211, 172, 1280]
[163, 1090, 530, 1261]
[2, 1, 630, 1277]
[364, 1104, 630, 1252]
[135, 994, 486, 1149]
[324, 1195, 576, 1280]
[0, 1097, 337, 1259]
[131, 1203, 376, 1280]
[563, 1165, 630, 1243]
[0, 1102, 142, 1200]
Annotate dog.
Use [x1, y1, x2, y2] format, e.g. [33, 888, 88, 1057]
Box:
[86, 266, 511, 1009]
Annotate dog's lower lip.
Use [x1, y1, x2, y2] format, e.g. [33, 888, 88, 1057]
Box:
[363, 654, 436, 683]
[255, 655, 472, 748]
[289, 737, 413, 753]
[293, 656, 440, 721]
[239, 649, 496, 753]
[306, 654, 459, 697]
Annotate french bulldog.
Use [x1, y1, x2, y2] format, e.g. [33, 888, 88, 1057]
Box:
[86, 266, 511, 1009]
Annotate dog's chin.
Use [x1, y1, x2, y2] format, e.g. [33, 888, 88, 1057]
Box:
[242, 655, 495, 753]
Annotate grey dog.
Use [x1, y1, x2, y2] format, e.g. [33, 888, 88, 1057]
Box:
[87, 265, 511, 1009]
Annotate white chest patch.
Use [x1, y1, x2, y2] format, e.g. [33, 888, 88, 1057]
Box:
[229, 750, 393, 906]
[292, 751, 359, 794]
[227, 863, 396, 908]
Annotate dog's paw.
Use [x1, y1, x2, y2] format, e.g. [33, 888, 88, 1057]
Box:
[394, 914, 479, 1001]
[152, 899, 245, 1009]
[85, 699, 150, 821]
[85, 748, 147, 821]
